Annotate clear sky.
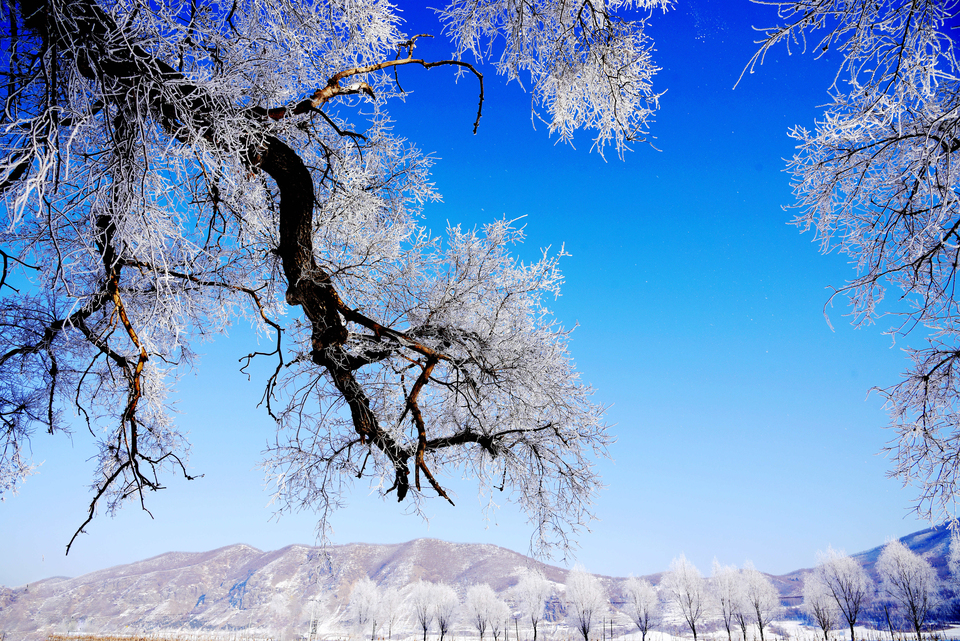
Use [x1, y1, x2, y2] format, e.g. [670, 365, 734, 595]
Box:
[1, 0, 936, 588]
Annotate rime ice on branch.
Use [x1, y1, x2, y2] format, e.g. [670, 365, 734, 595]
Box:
[753, 1, 960, 524]
[0, 0, 667, 556]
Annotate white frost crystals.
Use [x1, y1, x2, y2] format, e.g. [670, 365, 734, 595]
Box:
[876, 539, 942, 641]
[754, 1, 960, 524]
[0, 0, 661, 554]
[439, 0, 671, 156]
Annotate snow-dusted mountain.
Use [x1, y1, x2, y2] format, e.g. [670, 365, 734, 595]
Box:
[0, 528, 952, 640]
[774, 525, 954, 592]
[0, 538, 580, 640]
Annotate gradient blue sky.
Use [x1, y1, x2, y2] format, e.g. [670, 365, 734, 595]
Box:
[1, 0, 934, 588]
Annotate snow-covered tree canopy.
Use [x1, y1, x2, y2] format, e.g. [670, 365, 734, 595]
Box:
[564, 565, 607, 641]
[662, 554, 708, 641]
[0, 0, 669, 554]
[752, 0, 960, 524]
[876, 539, 942, 641]
[622, 574, 660, 641]
[811, 547, 871, 641]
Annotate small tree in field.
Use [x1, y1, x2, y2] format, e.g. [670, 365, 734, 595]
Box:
[410, 581, 436, 641]
[349, 577, 381, 641]
[434, 583, 460, 641]
[741, 563, 781, 641]
[803, 571, 841, 641]
[711, 561, 742, 641]
[488, 597, 512, 641]
[467, 583, 501, 641]
[380, 586, 403, 640]
[663, 555, 709, 641]
[623, 575, 660, 641]
[877, 540, 942, 641]
[566, 565, 608, 641]
[515, 568, 553, 641]
[814, 548, 871, 641]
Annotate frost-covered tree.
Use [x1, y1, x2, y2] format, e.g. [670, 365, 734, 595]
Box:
[663, 555, 709, 641]
[433, 582, 460, 641]
[515, 568, 552, 641]
[623, 575, 660, 641]
[381, 585, 404, 640]
[0, 0, 670, 552]
[803, 571, 841, 641]
[565, 565, 607, 641]
[411, 581, 436, 641]
[741, 562, 781, 641]
[877, 539, 942, 641]
[466, 583, 507, 641]
[812, 548, 871, 641]
[488, 598, 512, 641]
[711, 561, 743, 641]
[752, 1, 960, 523]
[349, 577, 381, 641]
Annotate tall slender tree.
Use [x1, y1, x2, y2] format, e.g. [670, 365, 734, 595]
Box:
[410, 581, 436, 641]
[803, 571, 841, 641]
[741, 563, 781, 641]
[380, 586, 403, 640]
[813, 548, 871, 641]
[711, 561, 742, 641]
[433, 582, 460, 641]
[515, 568, 552, 641]
[467, 583, 508, 641]
[348, 577, 381, 641]
[877, 539, 942, 641]
[663, 555, 709, 641]
[623, 575, 661, 641]
[566, 566, 607, 641]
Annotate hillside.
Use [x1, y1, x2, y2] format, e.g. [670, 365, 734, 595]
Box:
[0, 528, 953, 640]
[0, 539, 581, 640]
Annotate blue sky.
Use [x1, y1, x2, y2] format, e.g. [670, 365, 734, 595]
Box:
[1, 0, 935, 587]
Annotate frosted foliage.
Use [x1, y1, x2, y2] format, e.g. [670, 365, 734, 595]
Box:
[623, 575, 660, 641]
[487, 597, 511, 641]
[565, 565, 607, 641]
[349, 577, 382, 641]
[802, 572, 841, 641]
[876, 539, 942, 641]
[466, 583, 508, 641]
[410, 581, 436, 641]
[433, 582, 460, 641]
[439, 0, 670, 156]
[380, 586, 404, 639]
[740, 562, 781, 641]
[515, 568, 552, 641]
[0, 0, 641, 554]
[813, 548, 871, 641]
[754, 1, 960, 521]
[662, 555, 709, 641]
[710, 561, 742, 641]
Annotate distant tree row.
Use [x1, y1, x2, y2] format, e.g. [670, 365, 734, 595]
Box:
[346, 540, 950, 641]
[659, 542, 945, 641]
[803, 541, 941, 641]
[347, 571, 550, 641]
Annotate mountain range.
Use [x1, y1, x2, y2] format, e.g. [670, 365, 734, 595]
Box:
[0, 527, 953, 641]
